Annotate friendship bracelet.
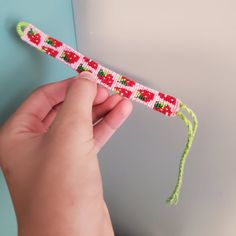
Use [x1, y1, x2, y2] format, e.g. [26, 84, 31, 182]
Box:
[16, 21, 198, 205]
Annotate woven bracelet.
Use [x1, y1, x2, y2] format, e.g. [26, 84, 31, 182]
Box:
[16, 21, 198, 205]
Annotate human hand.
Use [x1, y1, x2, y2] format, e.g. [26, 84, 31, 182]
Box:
[0, 72, 132, 236]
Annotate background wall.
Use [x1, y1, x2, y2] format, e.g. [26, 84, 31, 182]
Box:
[72, 1, 236, 235]
[1, 0, 236, 235]
[0, 0, 77, 235]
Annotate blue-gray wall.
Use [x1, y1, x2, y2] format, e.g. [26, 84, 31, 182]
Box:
[0, 1, 76, 234]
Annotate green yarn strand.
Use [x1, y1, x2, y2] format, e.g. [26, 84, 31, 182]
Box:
[181, 103, 198, 138]
[16, 21, 29, 37]
[167, 102, 198, 205]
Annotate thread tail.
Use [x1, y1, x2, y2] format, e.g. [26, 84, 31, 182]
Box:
[167, 103, 198, 205]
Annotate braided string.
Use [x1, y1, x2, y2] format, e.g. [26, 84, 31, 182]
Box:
[167, 102, 198, 205]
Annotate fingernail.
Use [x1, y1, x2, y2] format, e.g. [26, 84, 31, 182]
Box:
[79, 71, 96, 82]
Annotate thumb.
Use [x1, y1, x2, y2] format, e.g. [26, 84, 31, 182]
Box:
[51, 72, 97, 141]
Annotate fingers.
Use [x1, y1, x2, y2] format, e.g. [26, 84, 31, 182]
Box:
[42, 103, 62, 130]
[8, 77, 75, 133]
[42, 86, 109, 130]
[50, 72, 97, 140]
[11, 72, 109, 133]
[92, 94, 123, 123]
[93, 86, 109, 105]
[93, 99, 133, 152]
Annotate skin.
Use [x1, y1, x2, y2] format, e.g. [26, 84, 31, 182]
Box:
[0, 72, 133, 236]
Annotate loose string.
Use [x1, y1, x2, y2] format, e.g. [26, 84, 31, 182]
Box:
[167, 103, 198, 205]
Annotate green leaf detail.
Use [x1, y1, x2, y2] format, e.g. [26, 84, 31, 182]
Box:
[60, 53, 68, 62]
[154, 101, 164, 109]
[98, 69, 106, 76]
[46, 39, 53, 45]
[136, 94, 144, 100]
[28, 28, 34, 35]
[119, 80, 127, 86]
[77, 64, 86, 71]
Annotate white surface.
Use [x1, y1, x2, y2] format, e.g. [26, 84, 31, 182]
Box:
[72, 1, 236, 235]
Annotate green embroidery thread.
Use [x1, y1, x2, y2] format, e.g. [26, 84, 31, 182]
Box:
[16, 21, 29, 37]
[166, 102, 198, 205]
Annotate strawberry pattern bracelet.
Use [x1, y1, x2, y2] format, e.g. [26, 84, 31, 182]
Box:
[16, 21, 198, 205]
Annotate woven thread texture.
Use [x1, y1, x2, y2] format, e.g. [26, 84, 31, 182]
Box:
[16, 22, 198, 205]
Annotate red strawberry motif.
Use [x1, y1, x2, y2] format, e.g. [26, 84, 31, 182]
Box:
[83, 56, 98, 70]
[61, 50, 79, 64]
[76, 64, 92, 73]
[27, 28, 41, 45]
[97, 69, 106, 79]
[119, 76, 136, 87]
[97, 69, 114, 87]
[45, 37, 63, 48]
[88, 60, 98, 70]
[136, 89, 154, 102]
[158, 92, 176, 105]
[41, 46, 58, 57]
[83, 56, 90, 62]
[105, 74, 113, 80]
[114, 87, 132, 98]
[154, 103, 172, 116]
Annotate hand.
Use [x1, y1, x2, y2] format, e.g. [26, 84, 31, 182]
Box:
[0, 72, 132, 236]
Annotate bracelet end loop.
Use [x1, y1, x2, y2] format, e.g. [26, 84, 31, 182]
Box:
[16, 21, 29, 37]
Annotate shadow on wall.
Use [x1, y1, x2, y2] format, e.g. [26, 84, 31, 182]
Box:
[114, 228, 140, 236]
[114, 225, 151, 236]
